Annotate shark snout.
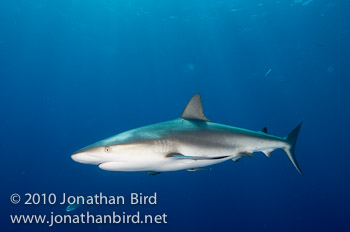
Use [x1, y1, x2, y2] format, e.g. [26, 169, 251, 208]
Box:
[71, 152, 102, 165]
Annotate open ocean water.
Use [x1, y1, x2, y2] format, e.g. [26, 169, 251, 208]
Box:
[1, 0, 349, 231]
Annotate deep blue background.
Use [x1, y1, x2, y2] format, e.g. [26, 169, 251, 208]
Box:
[1, 0, 349, 231]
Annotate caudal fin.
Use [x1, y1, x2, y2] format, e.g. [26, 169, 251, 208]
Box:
[283, 122, 303, 175]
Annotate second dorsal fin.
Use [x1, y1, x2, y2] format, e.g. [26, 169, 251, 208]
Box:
[181, 93, 209, 121]
[260, 127, 268, 134]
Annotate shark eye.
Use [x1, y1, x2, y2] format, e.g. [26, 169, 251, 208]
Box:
[105, 146, 111, 152]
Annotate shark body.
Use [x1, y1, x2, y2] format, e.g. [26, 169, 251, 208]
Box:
[72, 94, 302, 174]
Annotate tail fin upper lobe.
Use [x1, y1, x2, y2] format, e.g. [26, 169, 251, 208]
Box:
[283, 122, 303, 175]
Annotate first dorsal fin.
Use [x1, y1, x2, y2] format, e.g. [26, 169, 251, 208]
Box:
[181, 93, 209, 121]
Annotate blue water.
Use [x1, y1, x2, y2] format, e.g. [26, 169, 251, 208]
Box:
[1, 0, 349, 231]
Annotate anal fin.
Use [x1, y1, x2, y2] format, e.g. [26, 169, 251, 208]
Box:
[261, 149, 274, 157]
[262, 151, 271, 157]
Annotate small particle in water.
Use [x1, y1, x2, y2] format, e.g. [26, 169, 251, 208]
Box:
[302, 0, 313, 6]
[66, 198, 84, 212]
[327, 65, 334, 73]
[315, 42, 325, 47]
[186, 63, 195, 72]
[265, 68, 272, 78]
[230, 8, 241, 12]
[66, 203, 82, 212]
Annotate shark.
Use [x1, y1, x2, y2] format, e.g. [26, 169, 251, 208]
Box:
[71, 94, 302, 174]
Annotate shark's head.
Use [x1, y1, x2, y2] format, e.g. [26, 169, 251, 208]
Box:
[71, 143, 113, 165]
[71, 130, 163, 171]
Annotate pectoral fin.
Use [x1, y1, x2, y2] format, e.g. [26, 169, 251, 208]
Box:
[147, 171, 161, 176]
[166, 153, 229, 160]
[187, 167, 212, 172]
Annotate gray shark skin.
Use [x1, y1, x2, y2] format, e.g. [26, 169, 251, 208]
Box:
[72, 94, 302, 174]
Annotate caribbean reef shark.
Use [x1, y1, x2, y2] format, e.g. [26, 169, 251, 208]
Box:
[72, 94, 302, 174]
